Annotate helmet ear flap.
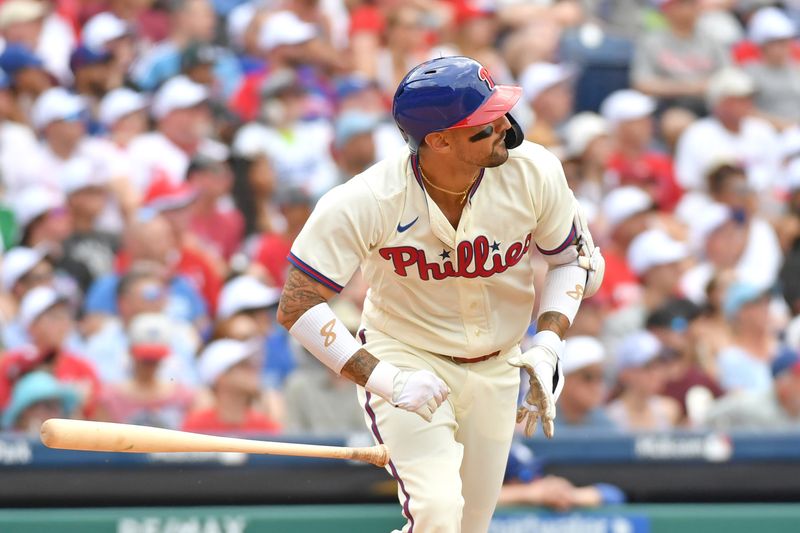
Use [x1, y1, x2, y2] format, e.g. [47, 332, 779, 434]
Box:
[504, 113, 524, 150]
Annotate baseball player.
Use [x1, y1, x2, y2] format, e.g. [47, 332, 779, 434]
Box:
[277, 56, 604, 533]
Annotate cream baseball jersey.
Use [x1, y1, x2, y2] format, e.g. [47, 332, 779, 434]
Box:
[288, 141, 576, 359]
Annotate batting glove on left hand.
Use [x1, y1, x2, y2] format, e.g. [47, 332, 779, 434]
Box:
[508, 331, 565, 439]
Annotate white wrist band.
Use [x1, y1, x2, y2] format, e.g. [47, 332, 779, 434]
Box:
[288, 302, 363, 373]
[537, 264, 586, 325]
[365, 360, 400, 401]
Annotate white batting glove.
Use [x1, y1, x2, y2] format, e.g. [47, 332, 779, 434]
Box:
[366, 361, 450, 422]
[508, 331, 565, 439]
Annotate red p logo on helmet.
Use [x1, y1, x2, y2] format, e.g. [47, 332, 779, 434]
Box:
[478, 66, 495, 90]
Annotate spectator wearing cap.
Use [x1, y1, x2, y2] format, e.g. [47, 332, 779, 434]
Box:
[0, 66, 39, 209]
[81, 11, 136, 91]
[335, 76, 404, 161]
[716, 282, 778, 393]
[559, 112, 612, 201]
[69, 45, 114, 103]
[96, 313, 196, 428]
[60, 158, 120, 293]
[630, 0, 729, 115]
[607, 330, 681, 432]
[142, 176, 224, 316]
[0, 245, 55, 348]
[332, 110, 380, 181]
[0, 286, 99, 416]
[646, 299, 723, 425]
[182, 338, 281, 434]
[185, 156, 244, 261]
[604, 228, 689, 353]
[596, 186, 654, 309]
[1, 370, 79, 435]
[130, 0, 242, 98]
[706, 348, 800, 430]
[742, 7, 800, 128]
[232, 68, 338, 199]
[126, 75, 229, 194]
[252, 186, 314, 288]
[601, 89, 683, 211]
[0, 43, 51, 104]
[80, 268, 200, 385]
[519, 62, 575, 153]
[553, 336, 612, 431]
[674, 67, 781, 194]
[83, 213, 208, 330]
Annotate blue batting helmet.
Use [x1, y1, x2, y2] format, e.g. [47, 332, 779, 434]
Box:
[392, 56, 524, 153]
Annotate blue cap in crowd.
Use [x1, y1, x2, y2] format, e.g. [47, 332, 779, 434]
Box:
[772, 349, 800, 379]
[69, 45, 112, 72]
[723, 282, 769, 320]
[335, 75, 379, 101]
[0, 68, 9, 90]
[0, 43, 43, 76]
[1, 371, 79, 429]
[334, 110, 380, 149]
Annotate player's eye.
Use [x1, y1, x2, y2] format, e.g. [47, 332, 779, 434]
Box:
[468, 125, 494, 143]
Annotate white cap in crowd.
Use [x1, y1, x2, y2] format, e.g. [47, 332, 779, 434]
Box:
[151, 75, 209, 120]
[519, 62, 575, 103]
[128, 313, 172, 361]
[0, 0, 45, 30]
[748, 7, 796, 45]
[706, 68, 756, 109]
[627, 228, 689, 276]
[62, 158, 108, 196]
[13, 185, 65, 230]
[616, 330, 664, 370]
[600, 89, 656, 128]
[562, 336, 606, 375]
[19, 286, 67, 330]
[786, 158, 800, 191]
[562, 112, 609, 159]
[198, 339, 261, 386]
[31, 88, 87, 130]
[216, 275, 281, 320]
[1, 246, 46, 291]
[99, 88, 148, 127]
[81, 12, 131, 52]
[601, 186, 652, 231]
[689, 202, 731, 250]
[258, 10, 317, 51]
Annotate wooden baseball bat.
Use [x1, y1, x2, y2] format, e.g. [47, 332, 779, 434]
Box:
[40, 418, 390, 468]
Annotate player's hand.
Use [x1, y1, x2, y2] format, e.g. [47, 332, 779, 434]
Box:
[507, 332, 565, 439]
[392, 369, 450, 422]
[365, 361, 449, 422]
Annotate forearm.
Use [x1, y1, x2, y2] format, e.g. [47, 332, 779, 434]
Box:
[537, 311, 570, 340]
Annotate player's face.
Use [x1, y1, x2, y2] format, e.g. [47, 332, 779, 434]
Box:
[450, 115, 512, 168]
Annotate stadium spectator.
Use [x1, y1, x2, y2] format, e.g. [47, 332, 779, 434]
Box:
[559, 112, 611, 202]
[183, 338, 281, 434]
[69, 45, 114, 107]
[80, 11, 136, 91]
[607, 330, 681, 432]
[646, 299, 723, 425]
[1, 370, 79, 435]
[743, 7, 800, 129]
[716, 282, 778, 393]
[0, 43, 52, 111]
[0, 246, 54, 347]
[80, 268, 200, 385]
[631, 0, 729, 114]
[332, 110, 380, 181]
[706, 349, 800, 430]
[553, 336, 612, 431]
[601, 89, 683, 211]
[519, 62, 575, 152]
[0, 286, 99, 416]
[674, 68, 780, 195]
[96, 313, 196, 429]
[185, 155, 244, 261]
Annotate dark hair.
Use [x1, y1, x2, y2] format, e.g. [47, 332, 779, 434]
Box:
[707, 163, 746, 196]
[116, 269, 160, 301]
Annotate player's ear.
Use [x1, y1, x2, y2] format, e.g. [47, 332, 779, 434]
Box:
[424, 131, 451, 153]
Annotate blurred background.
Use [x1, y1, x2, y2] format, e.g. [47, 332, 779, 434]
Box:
[0, 0, 799, 531]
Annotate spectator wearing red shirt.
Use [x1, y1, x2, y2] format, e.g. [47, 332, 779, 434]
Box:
[186, 155, 244, 261]
[0, 286, 99, 417]
[183, 339, 280, 434]
[253, 187, 313, 288]
[601, 89, 683, 211]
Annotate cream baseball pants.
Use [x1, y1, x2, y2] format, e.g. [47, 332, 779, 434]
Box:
[356, 328, 521, 533]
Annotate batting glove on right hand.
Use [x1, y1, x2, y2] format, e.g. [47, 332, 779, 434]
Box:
[508, 331, 565, 439]
[366, 361, 449, 422]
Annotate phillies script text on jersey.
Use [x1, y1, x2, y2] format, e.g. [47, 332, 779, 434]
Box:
[379, 233, 532, 280]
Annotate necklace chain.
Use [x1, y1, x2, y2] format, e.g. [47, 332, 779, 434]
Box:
[418, 167, 478, 204]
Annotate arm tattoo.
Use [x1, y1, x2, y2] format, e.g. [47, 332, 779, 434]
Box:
[340, 348, 381, 387]
[537, 311, 570, 340]
[277, 267, 327, 330]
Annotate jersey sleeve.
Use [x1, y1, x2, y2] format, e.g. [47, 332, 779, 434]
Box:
[289, 177, 386, 293]
[529, 147, 578, 255]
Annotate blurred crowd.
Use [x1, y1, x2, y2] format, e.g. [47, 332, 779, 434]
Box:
[0, 0, 799, 449]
